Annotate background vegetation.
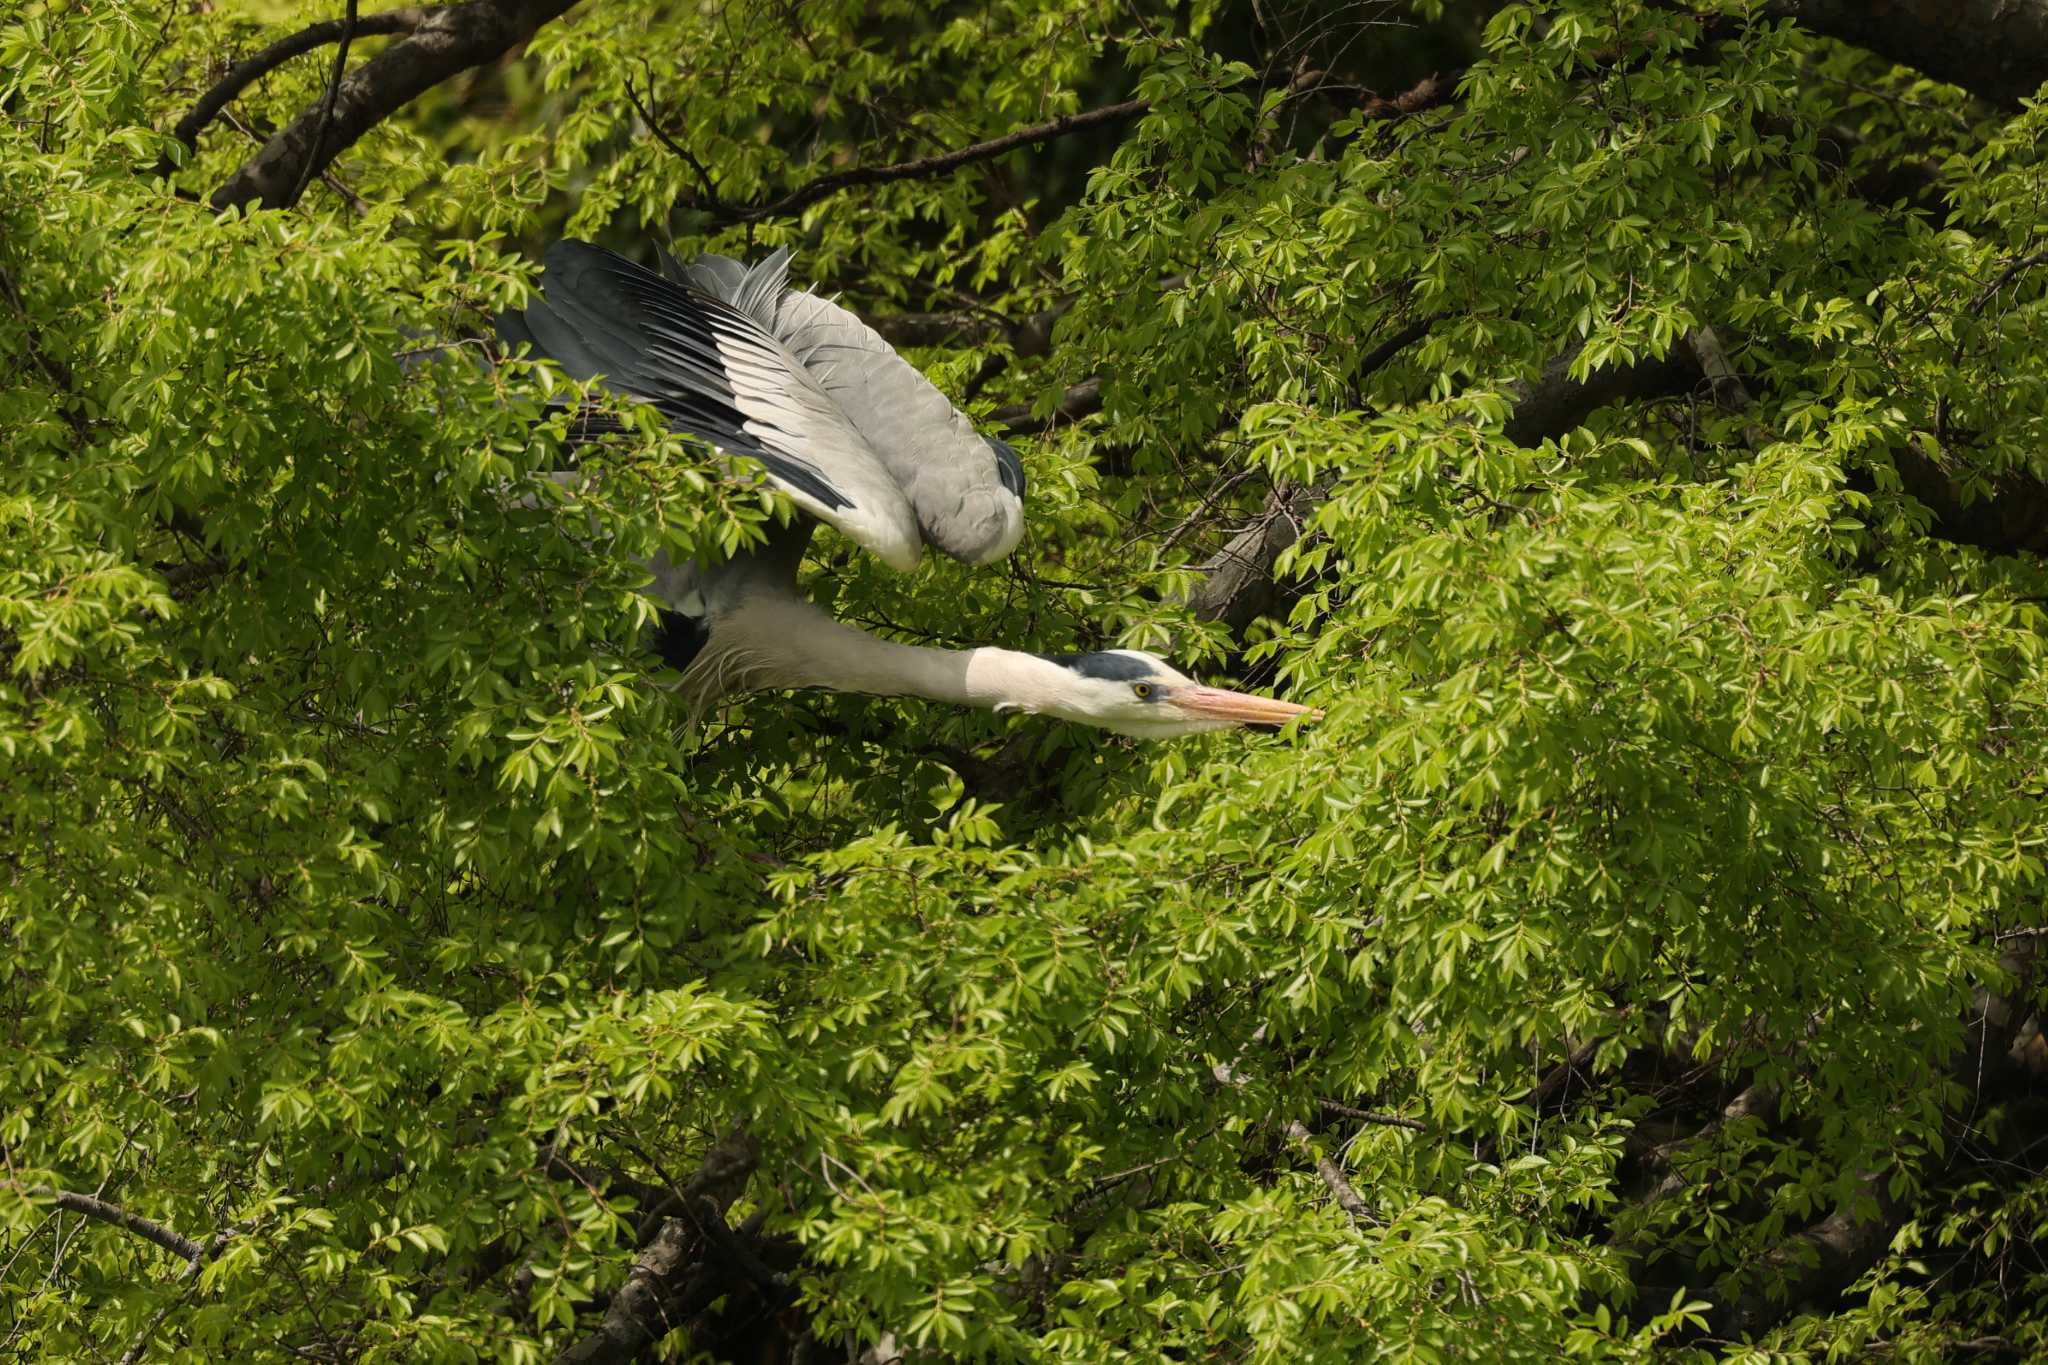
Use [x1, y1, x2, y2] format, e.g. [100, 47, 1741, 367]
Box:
[4, 0, 2047, 1359]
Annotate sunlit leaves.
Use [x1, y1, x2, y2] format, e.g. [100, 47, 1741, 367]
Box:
[6, 0, 2048, 1361]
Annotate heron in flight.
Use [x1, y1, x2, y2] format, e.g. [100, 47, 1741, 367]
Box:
[499, 242, 1315, 739]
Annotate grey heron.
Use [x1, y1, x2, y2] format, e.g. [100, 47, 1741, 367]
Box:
[499, 242, 1315, 740]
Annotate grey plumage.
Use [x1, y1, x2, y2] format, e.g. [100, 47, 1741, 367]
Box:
[497, 240, 1319, 738]
[500, 241, 1023, 574]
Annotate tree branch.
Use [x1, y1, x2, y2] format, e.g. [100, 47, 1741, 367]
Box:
[682, 99, 1150, 224]
[285, 0, 362, 208]
[211, 0, 578, 211]
[170, 6, 434, 151]
[862, 297, 1070, 357]
[24, 1188, 204, 1265]
[658, 67, 1445, 226]
[551, 1128, 760, 1365]
[990, 377, 1102, 435]
[621, 69, 718, 203]
[1284, 1121, 1380, 1223]
[0, 263, 91, 442]
[1500, 340, 1700, 448]
[1182, 317, 1435, 636]
[1318, 1100, 1428, 1132]
[1710, 942, 2038, 1338]
[1185, 480, 1323, 635]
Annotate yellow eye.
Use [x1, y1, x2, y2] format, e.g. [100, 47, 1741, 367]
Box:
[1132, 683, 1154, 699]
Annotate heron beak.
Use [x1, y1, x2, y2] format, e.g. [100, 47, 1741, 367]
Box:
[1171, 686, 1319, 727]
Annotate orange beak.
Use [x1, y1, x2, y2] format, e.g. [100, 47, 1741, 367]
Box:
[1171, 686, 1320, 727]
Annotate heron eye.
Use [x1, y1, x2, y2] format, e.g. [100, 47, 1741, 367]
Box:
[1132, 683, 1154, 700]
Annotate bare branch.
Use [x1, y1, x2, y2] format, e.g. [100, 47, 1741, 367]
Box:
[658, 67, 1446, 226]
[1500, 340, 1699, 448]
[990, 377, 1102, 435]
[211, 0, 579, 212]
[1318, 1101, 1429, 1132]
[621, 69, 718, 203]
[1180, 317, 1434, 635]
[21, 1188, 203, 1264]
[285, 0, 362, 208]
[1186, 481, 1321, 635]
[552, 1129, 760, 1365]
[683, 99, 1149, 224]
[170, 6, 434, 150]
[1284, 1121, 1380, 1223]
[863, 298, 1070, 357]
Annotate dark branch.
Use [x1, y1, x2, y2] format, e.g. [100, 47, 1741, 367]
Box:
[990, 377, 1102, 435]
[862, 298, 1069, 357]
[1709, 942, 2037, 1338]
[170, 6, 433, 150]
[552, 1129, 760, 1365]
[659, 67, 1447, 226]
[622, 69, 718, 202]
[285, 0, 361, 208]
[211, 0, 578, 212]
[1186, 481, 1323, 635]
[1500, 341, 1699, 448]
[681, 99, 1150, 224]
[1184, 317, 1434, 635]
[0, 264, 91, 441]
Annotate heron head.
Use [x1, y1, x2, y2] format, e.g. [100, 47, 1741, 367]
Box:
[1035, 650, 1317, 739]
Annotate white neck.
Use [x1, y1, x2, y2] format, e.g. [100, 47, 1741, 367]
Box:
[711, 592, 1082, 716]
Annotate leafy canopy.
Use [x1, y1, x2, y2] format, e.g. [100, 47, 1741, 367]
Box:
[3, 0, 2047, 1361]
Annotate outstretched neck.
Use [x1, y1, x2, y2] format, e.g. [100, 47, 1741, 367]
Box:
[720, 593, 1074, 715]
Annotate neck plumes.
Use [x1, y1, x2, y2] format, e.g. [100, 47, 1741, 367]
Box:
[706, 592, 1074, 715]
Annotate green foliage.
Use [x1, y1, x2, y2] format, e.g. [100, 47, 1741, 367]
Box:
[3, 0, 2046, 1360]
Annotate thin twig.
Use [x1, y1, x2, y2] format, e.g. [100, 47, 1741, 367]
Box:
[1969, 246, 2048, 313]
[681, 100, 1151, 223]
[623, 69, 718, 201]
[171, 6, 433, 149]
[1317, 1100, 1428, 1132]
[287, 0, 361, 208]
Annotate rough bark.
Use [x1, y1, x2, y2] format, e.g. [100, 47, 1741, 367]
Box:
[171, 7, 436, 152]
[1500, 341, 1700, 448]
[1186, 481, 1326, 636]
[552, 1129, 761, 1365]
[30, 1188, 205, 1264]
[211, 0, 579, 211]
[1893, 442, 2048, 557]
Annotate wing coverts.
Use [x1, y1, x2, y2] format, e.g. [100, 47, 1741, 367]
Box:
[501, 242, 1026, 572]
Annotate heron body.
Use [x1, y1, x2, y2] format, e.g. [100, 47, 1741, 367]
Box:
[500, 242, 1313, 739]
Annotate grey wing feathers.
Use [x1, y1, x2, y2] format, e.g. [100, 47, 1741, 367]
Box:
[663, 248, 792, 334]
[503, 240, 1026, 571]
[501, 243, 922, 571]
[762, 288, 1025, 566]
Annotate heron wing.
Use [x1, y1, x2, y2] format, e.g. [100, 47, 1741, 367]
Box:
[501, 242, 924, 571]
[673, 252, 1026, 568]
